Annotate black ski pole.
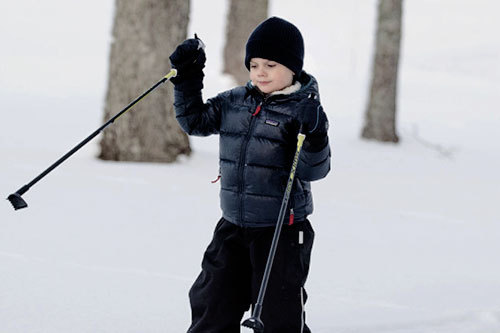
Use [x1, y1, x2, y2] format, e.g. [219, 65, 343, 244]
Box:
[241, 131, 306, 332]
[6, 69, 177, 211]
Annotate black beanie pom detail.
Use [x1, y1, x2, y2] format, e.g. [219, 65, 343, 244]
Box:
[245, 17, 304, 76]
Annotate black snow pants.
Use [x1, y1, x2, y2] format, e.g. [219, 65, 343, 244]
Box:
[187, 218, 314, 333]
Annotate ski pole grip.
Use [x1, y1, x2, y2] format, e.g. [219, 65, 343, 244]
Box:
[194, 33, 206, 50]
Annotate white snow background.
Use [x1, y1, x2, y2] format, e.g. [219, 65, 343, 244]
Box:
[1, 0, 499, 332]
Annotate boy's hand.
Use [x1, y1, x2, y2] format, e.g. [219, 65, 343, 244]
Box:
[169, 36, 206, 90]
[169, 37, 206, 77]
[297, 94, 328, 136]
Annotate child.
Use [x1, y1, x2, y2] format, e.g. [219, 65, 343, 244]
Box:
[170, 16, 330, 332]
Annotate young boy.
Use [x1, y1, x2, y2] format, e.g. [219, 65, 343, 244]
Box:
[170, 16, 330, 332]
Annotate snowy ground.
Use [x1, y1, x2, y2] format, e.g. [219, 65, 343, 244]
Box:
[1, 0, 499, 332]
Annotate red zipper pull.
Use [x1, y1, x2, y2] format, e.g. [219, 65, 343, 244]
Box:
[252, 103, 262, 116]
[289, 208, 294, 225]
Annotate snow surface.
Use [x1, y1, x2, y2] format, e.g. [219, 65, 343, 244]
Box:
[1, 0, 500, 332]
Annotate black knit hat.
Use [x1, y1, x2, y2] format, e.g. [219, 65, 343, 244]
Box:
[245, 16, 304, 76]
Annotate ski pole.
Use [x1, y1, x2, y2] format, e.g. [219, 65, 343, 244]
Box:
[6, 69, 177, 211]
[241, 131, 306, 332]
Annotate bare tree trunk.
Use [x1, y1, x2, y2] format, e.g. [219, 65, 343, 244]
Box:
[99, 0, 191, 162]
[362, 0, 403, 143]
[223, 0, 268, 86]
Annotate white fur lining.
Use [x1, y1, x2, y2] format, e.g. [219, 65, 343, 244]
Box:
[270, 81, 302, 95]
[250, 80, 302, 96]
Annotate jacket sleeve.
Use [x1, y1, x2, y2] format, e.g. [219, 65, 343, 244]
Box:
[173, 88, 227, 136]
[297, 134, 331, 181]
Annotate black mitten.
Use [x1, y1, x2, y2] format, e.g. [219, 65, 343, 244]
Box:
[296, 94, 329, 151]
[169, 37, 206, 91]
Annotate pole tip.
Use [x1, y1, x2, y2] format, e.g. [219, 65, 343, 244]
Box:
[241, 317, 264, 332]
[7, 193, 28, 210]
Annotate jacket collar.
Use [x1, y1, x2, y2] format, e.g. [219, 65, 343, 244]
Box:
[244, 71, 319, 102]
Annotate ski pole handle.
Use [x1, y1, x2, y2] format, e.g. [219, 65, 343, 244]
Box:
[194, 33, 205, 51]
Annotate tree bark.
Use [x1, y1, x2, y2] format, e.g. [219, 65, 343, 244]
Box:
[223, 0, 268, 86]
[362, 0, 403, 143]
[99, 0, 191, 162]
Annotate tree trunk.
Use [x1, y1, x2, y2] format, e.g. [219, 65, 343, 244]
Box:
[99, 0, 191, 162]
[223, 0, 268, 86]
[362, 0, 403, 143]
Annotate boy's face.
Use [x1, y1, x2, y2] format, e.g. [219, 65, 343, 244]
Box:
[249, 58, 294, 94]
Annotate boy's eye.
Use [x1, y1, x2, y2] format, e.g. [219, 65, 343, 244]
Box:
[267, 64, 276, 68]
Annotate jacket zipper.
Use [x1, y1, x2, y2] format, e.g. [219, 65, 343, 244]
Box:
[238, 100, 264, 223]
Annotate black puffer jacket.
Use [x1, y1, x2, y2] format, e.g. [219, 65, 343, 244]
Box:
[174, 72, 330, 227]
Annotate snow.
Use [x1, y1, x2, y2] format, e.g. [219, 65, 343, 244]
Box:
[1, 0, 499, 332]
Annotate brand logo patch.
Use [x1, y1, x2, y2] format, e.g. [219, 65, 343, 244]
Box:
[265, 119, 279, 127]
